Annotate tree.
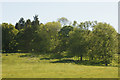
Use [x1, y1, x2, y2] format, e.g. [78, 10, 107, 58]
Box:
[68, 27, 89, 61]
[78, 21, 97, 30]
[75, 21, 98, 61]
[32, 15, 39, 26]
[15, 17, 25, 30]
[57, 17, 69, 26]
[15, 15, 40, 53]
[15, 26, 33, 52]
[2, 23, 18, 53]
[118, 34, 120, 54]
[44, 22, 61, 52]
[25, 19, 32, 28]
[87, 30, 101, 61]
[31, 25, 50, 54]
[91, 22, 118, 66]
[57, 26, 73, 53]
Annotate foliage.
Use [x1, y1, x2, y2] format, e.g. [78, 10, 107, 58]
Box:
[57, 17, 69, 26]
[91, 23, 118, 66]
[15, 17, 25, 30]
[30, 25, 50, 54]
[68, 28, 89, 61]
[56, 26, 73, 53]
[2, 23, 18, 53]
[44, 22, 61, 52]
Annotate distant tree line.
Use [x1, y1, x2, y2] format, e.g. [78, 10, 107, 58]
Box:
[1, 15, 119, 66]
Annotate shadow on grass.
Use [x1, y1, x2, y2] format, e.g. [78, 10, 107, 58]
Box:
[51, 59, 75, 63]
[19, 54, 36, 58]
[40, 58, 53, 60]
[50, 59, 105, 66]
[40, 55, 73, 60]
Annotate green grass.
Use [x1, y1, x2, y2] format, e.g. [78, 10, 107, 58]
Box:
[2, 53, 118, 78]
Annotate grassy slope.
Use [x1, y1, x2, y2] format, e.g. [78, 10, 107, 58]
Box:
[2, 53, 118, 78]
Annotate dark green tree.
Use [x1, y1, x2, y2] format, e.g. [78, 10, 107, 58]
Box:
[15, 15, 40, 53]
[56, 26, 73, 53]
[2, 23, 18, 53]
[15, 17, 25, 30]
[68, 27, 89, 61]
[31, 24, 50, 54]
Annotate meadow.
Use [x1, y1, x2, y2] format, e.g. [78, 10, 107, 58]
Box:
[2, 53, 118, 78]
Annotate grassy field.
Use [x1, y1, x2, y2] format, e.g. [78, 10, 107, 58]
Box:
[2, 53, 118, 78]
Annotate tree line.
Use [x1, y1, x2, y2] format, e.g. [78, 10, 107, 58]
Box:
[1, 15, 119, 66]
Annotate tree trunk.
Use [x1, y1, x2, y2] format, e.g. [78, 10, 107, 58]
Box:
[80, 56, 82, 61]
[105, 63, 108, 66]
[91, 57, 93, 60]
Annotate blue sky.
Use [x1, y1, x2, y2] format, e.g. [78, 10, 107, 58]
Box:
[2, 2, 118, 31]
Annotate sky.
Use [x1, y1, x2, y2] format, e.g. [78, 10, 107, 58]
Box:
[1, 2, 118, 32]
